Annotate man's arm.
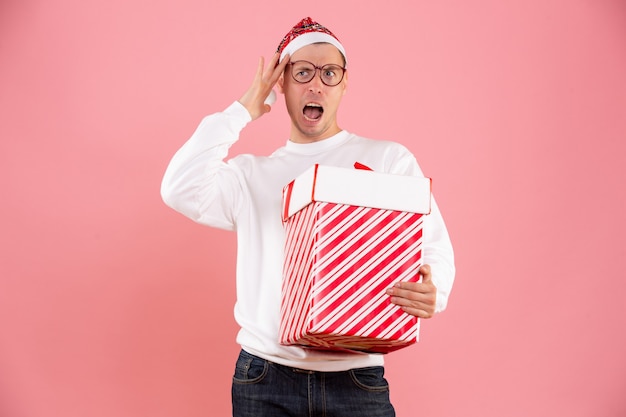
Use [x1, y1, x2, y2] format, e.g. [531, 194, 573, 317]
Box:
[160, 53, 290, 229]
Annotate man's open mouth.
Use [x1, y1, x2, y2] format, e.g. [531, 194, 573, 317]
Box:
[303, 103, 323, 121]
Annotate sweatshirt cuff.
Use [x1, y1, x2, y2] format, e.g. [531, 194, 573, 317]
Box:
[227, 101, 253, 124]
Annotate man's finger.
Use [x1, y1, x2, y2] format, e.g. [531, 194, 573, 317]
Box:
[271, 53, 290, 80]
[256, 56, 265, 79]
[419, 264, 432, 283]
[267, 52, 280, 68]
[401, 305, 434, 319]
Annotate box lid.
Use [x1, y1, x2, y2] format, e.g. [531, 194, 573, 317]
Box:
[282, 164, 432, 221]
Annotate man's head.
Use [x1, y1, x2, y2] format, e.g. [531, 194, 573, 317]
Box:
[275, 18, 348, 143]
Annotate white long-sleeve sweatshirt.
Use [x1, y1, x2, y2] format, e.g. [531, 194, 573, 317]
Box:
[161, 101, 455, 371]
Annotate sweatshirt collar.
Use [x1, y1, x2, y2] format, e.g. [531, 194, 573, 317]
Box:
[284, 131, 350, 155]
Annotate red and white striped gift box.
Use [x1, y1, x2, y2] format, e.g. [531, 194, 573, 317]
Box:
[279, 164, 432, 353]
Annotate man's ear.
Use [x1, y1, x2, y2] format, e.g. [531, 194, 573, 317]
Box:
[277, 74, 285, 94]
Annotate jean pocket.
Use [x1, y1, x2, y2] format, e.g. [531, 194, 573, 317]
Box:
[232, 350, 269, 384]
[349, 366, 390, 392]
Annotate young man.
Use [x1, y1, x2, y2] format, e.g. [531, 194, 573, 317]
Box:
[161, 17, 455, 417]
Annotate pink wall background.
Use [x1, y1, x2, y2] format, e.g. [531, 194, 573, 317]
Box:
[1, 1, 625, 416]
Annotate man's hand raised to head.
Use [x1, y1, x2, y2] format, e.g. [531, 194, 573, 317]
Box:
[238, 53, 290, 121]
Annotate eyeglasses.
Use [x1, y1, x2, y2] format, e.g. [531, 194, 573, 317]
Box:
[288, 60, 346, 87]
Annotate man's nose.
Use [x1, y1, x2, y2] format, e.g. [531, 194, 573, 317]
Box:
[308, 69, 324, 92]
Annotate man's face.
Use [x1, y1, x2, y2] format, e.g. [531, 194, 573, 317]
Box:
[278, 43, 347, 143]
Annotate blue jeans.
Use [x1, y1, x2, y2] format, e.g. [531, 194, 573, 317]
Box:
[232, 349, 396, 417]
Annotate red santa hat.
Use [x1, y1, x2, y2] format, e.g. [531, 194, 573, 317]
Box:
[276, 17, 347, 66]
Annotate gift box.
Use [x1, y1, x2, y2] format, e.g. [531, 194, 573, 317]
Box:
[279, 164, 432, 353]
